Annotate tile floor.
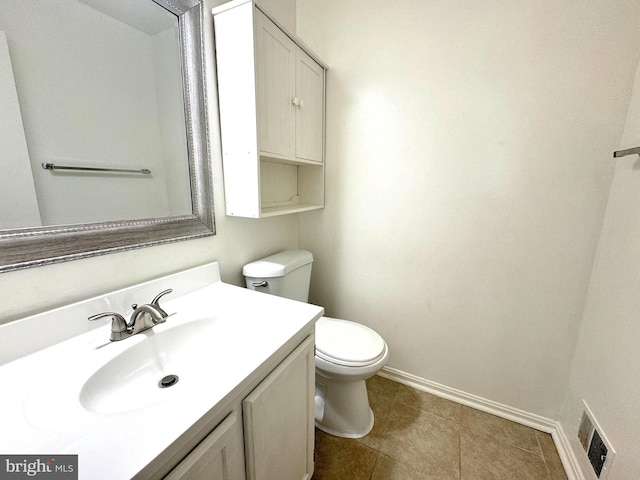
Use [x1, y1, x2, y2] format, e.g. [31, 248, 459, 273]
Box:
[313, 375, 569, 480]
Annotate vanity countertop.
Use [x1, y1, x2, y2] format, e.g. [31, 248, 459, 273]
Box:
[0, 262, 323, 479]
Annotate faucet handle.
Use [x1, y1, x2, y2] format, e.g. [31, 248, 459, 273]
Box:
[88, 312, 128, 334]
[150, 288, 173, 316]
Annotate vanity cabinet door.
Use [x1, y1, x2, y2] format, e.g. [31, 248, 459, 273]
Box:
[243, 335, 315, 480]
[164, 410, 245, 480]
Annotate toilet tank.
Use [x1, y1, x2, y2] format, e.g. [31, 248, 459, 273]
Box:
[243, 250, 313, 302]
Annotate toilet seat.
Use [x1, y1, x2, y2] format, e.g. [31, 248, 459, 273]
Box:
[315, 317, 387, 367]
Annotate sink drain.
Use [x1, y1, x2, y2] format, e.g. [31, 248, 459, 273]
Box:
[159, 374, 179, 388]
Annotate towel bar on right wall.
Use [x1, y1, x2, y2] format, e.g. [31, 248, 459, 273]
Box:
[613, 146, 640, 158]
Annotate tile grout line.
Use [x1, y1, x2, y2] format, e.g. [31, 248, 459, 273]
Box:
[458, 422, 554, 469]
[368, 451, 380, 480]
[458, 423, 463, 480]
[536, 432, 554, 480]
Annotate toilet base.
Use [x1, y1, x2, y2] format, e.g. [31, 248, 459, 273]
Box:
[314, 377, 375, 438]
[315, 407, 374, 438]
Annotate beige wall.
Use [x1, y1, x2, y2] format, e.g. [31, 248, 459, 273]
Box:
[559, 60, 640, 479]
[296, 0, 640, 419]
[0, 0, 299, 326]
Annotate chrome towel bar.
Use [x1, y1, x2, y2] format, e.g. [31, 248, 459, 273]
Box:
[613, 146, 640, 158]
[41, 162, 151, 175]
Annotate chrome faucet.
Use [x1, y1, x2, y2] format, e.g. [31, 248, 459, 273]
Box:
[89, 289, 173, 341]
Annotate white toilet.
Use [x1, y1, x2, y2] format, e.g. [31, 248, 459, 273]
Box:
[243, 250, 389, 438]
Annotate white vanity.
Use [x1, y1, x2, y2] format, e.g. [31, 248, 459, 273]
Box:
[0, 262, 323, 479]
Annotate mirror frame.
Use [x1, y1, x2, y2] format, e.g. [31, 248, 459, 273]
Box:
[0, 0, 214, 273]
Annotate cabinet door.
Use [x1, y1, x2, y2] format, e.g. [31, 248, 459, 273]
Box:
[243, 336, 315, 480]
[164, 410, 245, 480]
[255, 9, 296, 159]
[295, 49, 324, 163]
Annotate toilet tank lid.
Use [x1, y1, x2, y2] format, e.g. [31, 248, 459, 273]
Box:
[242, 250, 313, 278]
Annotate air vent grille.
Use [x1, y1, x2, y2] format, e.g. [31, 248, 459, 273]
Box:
[578, 410, 593, 451]
[578, 401, 615, 479]
[588, 430, 608, 478]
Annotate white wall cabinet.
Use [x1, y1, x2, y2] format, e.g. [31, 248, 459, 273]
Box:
[255, 12, 324, 164]
[213, 0, 326, 217]
[164, 335, 315, 480]
[294, 49, 324, 163]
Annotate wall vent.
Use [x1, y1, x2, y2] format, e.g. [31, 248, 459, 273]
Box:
[578, 401, 616, 479]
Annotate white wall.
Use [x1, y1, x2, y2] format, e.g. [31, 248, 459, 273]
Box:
[0, 0, 298, 326]
[0, 30, 41, 229]
[296, 0, 640, 419]
[154, 25, 192, 217]
[254, 0, 295, 33]
[559, 60, 640, 480]
[0, 0, 177, 225]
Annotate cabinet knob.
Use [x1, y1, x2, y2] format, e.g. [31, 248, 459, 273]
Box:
[292, 97, 300, 106]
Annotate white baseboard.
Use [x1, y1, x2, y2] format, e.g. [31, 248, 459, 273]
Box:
[552, 420, 588, 480]
[378, 366, 585, 480]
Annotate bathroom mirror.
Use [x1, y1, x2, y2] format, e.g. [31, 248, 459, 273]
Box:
[0, 0, 214, 273]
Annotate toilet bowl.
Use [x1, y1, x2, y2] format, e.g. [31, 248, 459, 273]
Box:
[314, 317, 388, 437]
[243, 250, 389, 438]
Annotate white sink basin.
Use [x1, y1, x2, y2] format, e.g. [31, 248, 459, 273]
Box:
[0, 261, 323, 479]
[79, 318, 216, 415]
[23, 315, 232, 429]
